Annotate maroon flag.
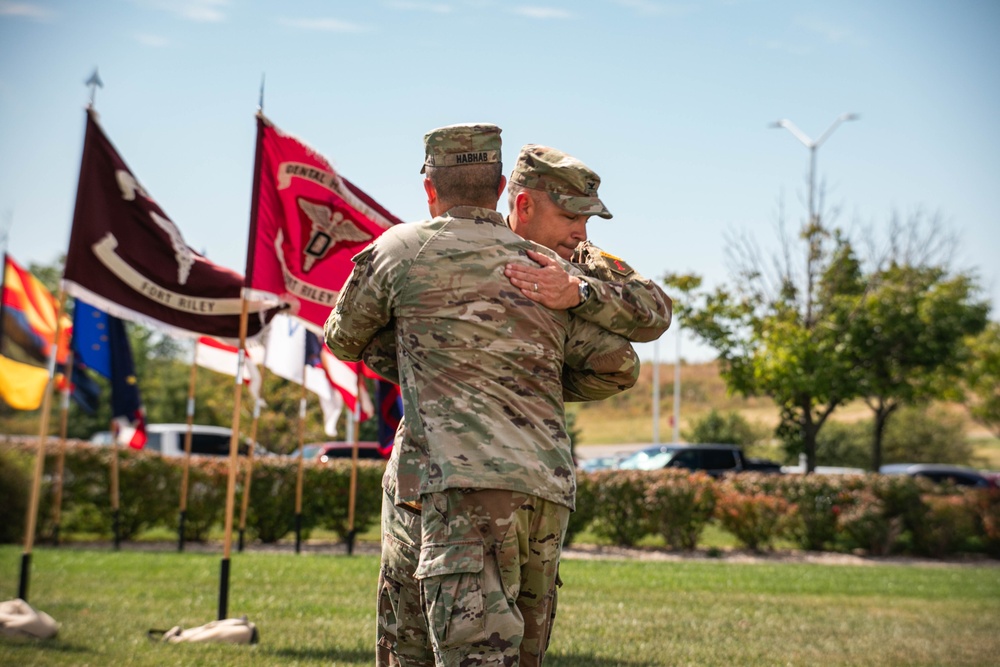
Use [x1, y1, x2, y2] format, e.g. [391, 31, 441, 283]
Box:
[63, 108, 279, 340]
[245, 114, 402, 331]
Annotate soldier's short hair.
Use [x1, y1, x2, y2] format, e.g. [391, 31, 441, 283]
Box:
[427, 161, 504, 207]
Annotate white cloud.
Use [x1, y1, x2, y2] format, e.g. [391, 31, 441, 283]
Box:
[384, 1, 452, 13]
[794, 16, 854, 45]
[512, 6, 572, 19]
[135, 0, 229, 23]
[134, 33, 170, 47]
[613, 0, 697, 18]
[749, 36, 810, 56]
[0, 1, 56, 20]
[279, 17, 367, 32]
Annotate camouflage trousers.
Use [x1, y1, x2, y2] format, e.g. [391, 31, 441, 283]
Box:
[376, 488, 569, 667]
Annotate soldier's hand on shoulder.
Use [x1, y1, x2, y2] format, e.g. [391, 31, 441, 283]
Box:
[504, 249, 581, 310]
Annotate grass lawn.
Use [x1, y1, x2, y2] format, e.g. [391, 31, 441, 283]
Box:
[2, 545, 998, 666]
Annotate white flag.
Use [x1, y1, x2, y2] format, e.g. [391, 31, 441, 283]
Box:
[262, 313, 343, 435]
[195, 336, 263, 405]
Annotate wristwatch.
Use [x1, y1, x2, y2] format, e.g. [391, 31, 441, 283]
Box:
[576, 278, 591, 307]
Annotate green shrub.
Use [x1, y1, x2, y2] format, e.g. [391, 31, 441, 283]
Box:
[814, 421, 870, 470]
[683, 409, 765, 447]
[775, 474, 862, 551]
[116, 452, 180, 540]
[714, 485, 791, 552]
[883, 406, 972, 465]
[308, 459, 383, 540]
[968, 487, 1000, 557]
[916, 494, 978, 557]
[565, 472, 596, 546]
[180, 462, 226, 542]
[645, 470, 716, 550]
[245, 459, 308, 543]
[589, 470, 652, 547]
[836, 490, 903, 555]
[0, 447, 30, 543]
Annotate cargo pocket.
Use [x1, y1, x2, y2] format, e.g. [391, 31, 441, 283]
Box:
[415, 540, 486, 650]
[377, 534, 414, 652]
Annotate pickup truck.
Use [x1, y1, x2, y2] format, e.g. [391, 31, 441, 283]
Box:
[615, 443, 782, 477]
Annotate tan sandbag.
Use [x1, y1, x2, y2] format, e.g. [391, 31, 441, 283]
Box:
[0, 598, 59, 639]
[151, 616, 258, 644]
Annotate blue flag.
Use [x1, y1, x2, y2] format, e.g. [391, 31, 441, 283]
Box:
[72, 300, 147, 448]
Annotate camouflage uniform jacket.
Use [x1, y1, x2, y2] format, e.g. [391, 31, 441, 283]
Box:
[324, 206, 639, 510]
[568, 239, 672, 343]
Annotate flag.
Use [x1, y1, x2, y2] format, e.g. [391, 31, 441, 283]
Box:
[195, 336, 263, 407]
[72, 300, 147, 449]
[0, 255, 70, 410]
[63, 108, 279, 341]
[244, 114, 402, 331]
[0, 356, 49, 410]
[1, 256, 70, 365]
[70, 358, 102, 414]
[375, 379, 402, 457]
[319, 351, 374, 421]
[262, 313, 343, 436]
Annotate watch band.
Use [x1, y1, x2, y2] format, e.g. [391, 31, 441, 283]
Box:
[577, 278, 590, 306]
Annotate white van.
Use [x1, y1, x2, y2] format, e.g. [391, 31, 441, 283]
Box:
[89, 423, 265, 458]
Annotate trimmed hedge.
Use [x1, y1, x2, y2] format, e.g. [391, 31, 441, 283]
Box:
[3, 437, 998, 559]
[0, 437, 383, 546]
[574, 468, 999, 558]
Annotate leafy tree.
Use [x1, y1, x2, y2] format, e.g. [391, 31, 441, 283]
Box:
[665, 218, 862, 471]
[683, 408, 761, 447]
[881, 405, 971, 466]
[845, 264, 988, 469]
[815, 406, 973, 469]
[966, 322, 1000, 437]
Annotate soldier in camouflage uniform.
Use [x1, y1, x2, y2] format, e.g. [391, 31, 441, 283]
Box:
[325, 123, 639, 667]
[503, 144, 671, 342]
[363, 143, 673, 667]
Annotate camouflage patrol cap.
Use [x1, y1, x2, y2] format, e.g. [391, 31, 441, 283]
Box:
[421, 123, 502, 174]
[510, 144, 612, 219]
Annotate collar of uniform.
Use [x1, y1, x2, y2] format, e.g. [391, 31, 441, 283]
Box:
[444, 206, 506, 227]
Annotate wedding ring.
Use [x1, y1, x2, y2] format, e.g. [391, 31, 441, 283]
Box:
[533, 283, 538, 292]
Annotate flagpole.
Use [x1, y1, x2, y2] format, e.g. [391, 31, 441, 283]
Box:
[218, 102, 267, 619]
[346, 374, 361, 556]
[51, 348, 74, 546]
[110, 417, 121, 551]
[294, 364, 308, 554]
[238, 366, 264, 553]
[19, 290, 67, 601]
[178, 345, 198, 552]
[219, 299, 249, 621]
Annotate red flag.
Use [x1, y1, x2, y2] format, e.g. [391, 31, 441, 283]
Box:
[63, 108, 279, 340]
[1, 255, 71, 366]
[245, 114, 403, 331]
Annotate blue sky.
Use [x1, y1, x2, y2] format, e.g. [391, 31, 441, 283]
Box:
[1, 0, 998, 362]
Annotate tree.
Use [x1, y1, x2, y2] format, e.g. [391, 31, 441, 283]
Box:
[683, 408, 761, 447]
[966, 322, 1000, 437]
[665, 216, 862, 472]
[845, 264, 989, 469]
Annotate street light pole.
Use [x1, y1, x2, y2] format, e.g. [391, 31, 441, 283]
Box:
[770, 113, 859, 223]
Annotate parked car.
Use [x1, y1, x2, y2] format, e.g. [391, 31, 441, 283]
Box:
[577, 453, 630, 473]
[299, 441, 387, 462]
[88, 424, 269, 458]
[879, 463, 999, 488]
[616, 443, 782, 477]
